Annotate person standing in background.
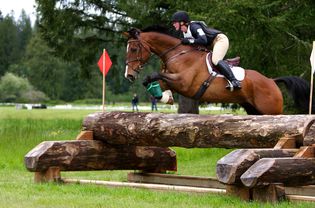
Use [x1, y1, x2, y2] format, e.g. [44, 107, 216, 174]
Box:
[150, 96, 158, 111]
[132, 93, 139, 112]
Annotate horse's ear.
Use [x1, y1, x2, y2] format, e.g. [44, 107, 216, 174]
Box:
[128, 28, 141, 39]
[122, 32, 130, 38]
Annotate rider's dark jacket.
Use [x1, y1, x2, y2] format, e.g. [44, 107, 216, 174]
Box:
[184, 21, 222, 46]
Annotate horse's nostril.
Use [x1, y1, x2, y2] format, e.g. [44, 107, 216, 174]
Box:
[127, 75, 135, 83]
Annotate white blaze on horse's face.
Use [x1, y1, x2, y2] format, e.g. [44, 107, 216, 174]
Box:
[124, 43, 130, 79]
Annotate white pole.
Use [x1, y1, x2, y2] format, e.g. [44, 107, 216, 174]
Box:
[102, 49, 106, 112]
[309, 41, 315, 115]
[309, 75, 313, 115]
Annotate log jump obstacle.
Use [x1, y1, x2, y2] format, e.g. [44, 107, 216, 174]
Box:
[25, 112, 315, 203]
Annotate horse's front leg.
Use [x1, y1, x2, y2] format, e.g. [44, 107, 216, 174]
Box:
[143, 72, 181, 105]
[157, 80, 174, 105]
[143, 72, 181, 85]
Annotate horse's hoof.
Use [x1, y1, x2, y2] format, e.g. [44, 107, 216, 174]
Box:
[166, 96, 174, 105]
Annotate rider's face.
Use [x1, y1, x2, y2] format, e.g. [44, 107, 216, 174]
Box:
[172, 22, 180, 31]
[173, 22, 187, 32]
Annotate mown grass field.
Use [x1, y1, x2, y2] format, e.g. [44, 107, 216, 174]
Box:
[0, 106, 314, 208]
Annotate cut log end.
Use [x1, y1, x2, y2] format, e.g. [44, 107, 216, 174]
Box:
[240, 159, 275, 188]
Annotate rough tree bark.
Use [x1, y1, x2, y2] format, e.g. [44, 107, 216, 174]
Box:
[240, 158, 315, 187]
[25, 140, 177, 172]
[82, 112, 315, 148]
[216, 148, 298, 184]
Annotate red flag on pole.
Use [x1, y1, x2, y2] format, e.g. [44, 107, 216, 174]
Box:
[97, 50, 112, 76]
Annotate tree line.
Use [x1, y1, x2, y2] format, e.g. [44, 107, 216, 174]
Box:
[0, 0, 314, 106]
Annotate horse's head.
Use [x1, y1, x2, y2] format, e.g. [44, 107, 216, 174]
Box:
[123, 28, 152, 83]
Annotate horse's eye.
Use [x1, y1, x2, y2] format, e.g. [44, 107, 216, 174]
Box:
[130, 48, 138, 52]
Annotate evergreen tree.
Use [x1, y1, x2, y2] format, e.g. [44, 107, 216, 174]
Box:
[17, 10, 33, 56]
[0, 15, 19, 76]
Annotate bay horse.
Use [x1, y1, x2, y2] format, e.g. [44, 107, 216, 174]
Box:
[124, 26, 311, 115]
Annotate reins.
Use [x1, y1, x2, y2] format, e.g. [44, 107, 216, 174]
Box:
[126, 37, 202, 73]
[158, 42, 182, 58]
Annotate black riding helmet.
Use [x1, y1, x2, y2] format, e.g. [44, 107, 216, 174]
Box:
[171, 11, 190, 23]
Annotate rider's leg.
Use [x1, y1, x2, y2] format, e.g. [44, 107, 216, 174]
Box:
[212, 34, 241, 89]
[217, 60, 241, 89]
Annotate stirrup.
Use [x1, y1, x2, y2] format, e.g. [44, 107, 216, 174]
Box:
[226, 80, 241, 92]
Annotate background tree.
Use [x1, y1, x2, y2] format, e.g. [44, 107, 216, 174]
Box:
[17, 10, 33, 57]
[0, 10, 32, 76]
[0, 14, 19, 76]
[0, 72, 47, 103]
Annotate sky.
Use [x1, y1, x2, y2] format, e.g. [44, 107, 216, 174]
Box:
[0, 0, 36, 24]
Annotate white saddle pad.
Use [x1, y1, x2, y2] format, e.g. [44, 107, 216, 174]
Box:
[206, 53, 245, 81]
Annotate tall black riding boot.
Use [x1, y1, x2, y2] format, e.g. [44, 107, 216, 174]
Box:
[217, 60, 241, 90]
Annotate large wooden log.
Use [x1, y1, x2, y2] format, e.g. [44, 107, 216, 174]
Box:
[82, 112, 315, 148]
[216, 148, 298, 184]
[240, 158, 315, 187]
[25, 140, 177, 172]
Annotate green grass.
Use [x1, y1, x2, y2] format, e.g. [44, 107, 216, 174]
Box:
[0, 106, 313, 207]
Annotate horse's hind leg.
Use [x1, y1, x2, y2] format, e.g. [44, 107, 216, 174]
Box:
[245, 71, 283, 115]
[250, 84, 283, 115]
[240, 103, 262, 115]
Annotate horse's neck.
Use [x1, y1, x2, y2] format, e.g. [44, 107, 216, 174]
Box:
[142, 33, 179, 59]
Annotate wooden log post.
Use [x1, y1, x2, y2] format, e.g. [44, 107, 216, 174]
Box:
[294, 146, 315, 158]
[240, 157, 315, 188]
[216, 148, 298, 184]
[217, 137, 300, 202]
[82, 112, 315, 148]
[252, 184, 286, 202]
[34, 167, 61, 183]
[75, 130, 93, 140]
[225, 184, 251, 201]
[273, 136, 297, 149]
[25, 140, 177, 182]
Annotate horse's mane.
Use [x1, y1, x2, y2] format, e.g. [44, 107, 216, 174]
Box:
[142, 25, 180, 39]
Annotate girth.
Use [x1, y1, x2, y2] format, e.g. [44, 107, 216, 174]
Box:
[192, 73, 217, 100]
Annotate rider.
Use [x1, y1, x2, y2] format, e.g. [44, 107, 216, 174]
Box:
[171, 11, 241, 89]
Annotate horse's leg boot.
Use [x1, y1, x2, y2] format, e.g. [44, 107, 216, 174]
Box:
[159, 90, 174, 105]
[217, 60, 241, 90]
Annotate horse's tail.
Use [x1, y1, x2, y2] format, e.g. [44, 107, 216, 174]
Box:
[274, 76, 312, 113]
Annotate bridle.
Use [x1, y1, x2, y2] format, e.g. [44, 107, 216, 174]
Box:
[125, 39, 152, 74]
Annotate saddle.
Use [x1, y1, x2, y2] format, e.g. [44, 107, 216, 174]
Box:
[206, 52, 240, 72]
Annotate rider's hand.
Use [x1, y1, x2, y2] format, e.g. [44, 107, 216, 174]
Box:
[181, 38, 191, 45]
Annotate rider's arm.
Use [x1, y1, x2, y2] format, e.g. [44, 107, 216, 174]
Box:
[189, 23, 208, 45]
